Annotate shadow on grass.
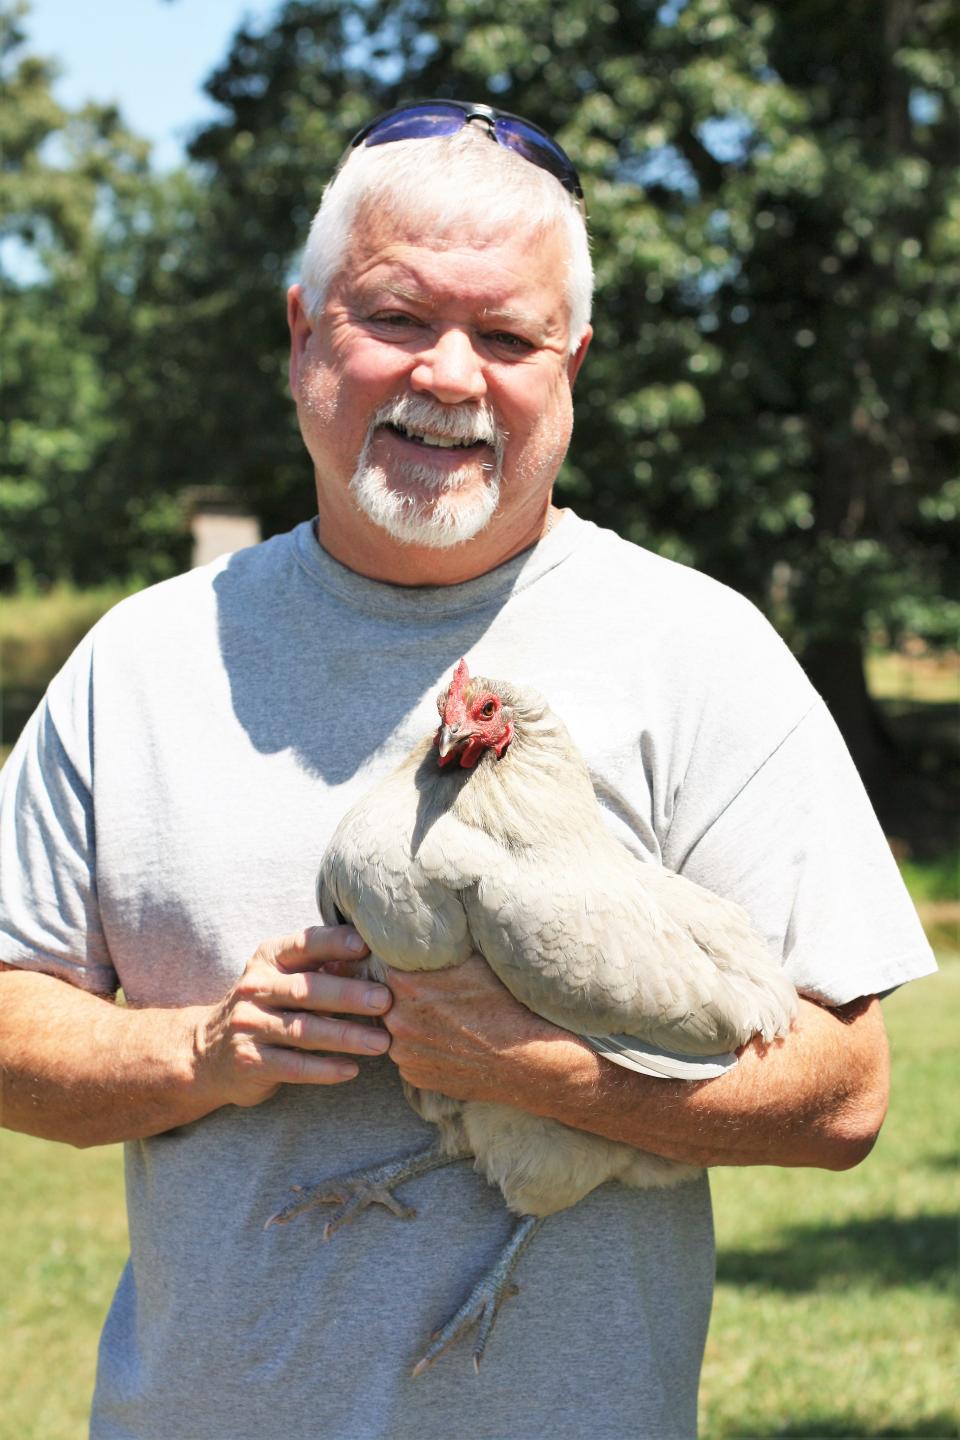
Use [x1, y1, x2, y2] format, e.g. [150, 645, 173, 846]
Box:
[751, 1421, 958, 1438]
[921, 1153, 958, 1173]
[716, 1213, 956, 1292]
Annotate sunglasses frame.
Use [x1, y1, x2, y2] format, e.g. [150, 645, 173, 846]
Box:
[344, 99, 585, 203]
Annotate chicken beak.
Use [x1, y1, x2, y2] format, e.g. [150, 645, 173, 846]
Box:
[438, 723, 460, 758]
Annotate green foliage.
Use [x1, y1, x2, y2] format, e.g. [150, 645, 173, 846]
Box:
[0, 957, 954, 1438]
[0, 3, 197, 586]
[2, 0, 957, 668]
[174, 0, 959, 657]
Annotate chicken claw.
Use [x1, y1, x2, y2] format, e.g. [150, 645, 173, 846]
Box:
[412, 1214, 544, 1377]
[264, 1142, 471, 1237]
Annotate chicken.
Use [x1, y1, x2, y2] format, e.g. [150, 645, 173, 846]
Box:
[267, 659, 797, 1373]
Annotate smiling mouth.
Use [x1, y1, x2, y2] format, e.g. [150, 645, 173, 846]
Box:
[384, 422, 487, 451]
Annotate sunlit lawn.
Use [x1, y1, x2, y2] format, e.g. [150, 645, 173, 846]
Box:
[865, 649, 959, 707]
[703, 954, 957, 1440]
[0, 1136, 126, 1440]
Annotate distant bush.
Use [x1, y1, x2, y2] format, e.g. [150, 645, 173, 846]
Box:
[1, 582, 140, 757]
[899, 851, 960, 906]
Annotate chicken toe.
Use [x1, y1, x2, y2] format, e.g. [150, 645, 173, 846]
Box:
[412, 1214, 544, 1377]
[264, 1142, 471, 1236]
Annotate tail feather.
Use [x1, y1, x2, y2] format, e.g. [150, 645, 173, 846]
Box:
[586, 1032, 739, 1080]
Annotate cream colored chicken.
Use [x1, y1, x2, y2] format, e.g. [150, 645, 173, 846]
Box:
[268, 659, 797, 1374]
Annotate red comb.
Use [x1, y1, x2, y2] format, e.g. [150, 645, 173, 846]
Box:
[446, 658, 470, 713]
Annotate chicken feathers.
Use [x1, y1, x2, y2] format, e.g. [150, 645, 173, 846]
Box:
[274, 661, 797, 1372]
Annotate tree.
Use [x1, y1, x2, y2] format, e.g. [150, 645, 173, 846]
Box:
[0, 1, 201, 585]
[178, 0, 958, 788]
[4, 0, 957, 797]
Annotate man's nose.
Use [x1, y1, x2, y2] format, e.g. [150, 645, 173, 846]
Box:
[409, 328, 487, 405]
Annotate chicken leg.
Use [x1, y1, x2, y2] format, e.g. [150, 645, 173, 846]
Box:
[412, 1214, 545, 1377]
[264, 1141, 472, 1237]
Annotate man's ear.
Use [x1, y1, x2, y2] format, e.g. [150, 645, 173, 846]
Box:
[287, 284, 313, 396]
[566, 326, 592, 389]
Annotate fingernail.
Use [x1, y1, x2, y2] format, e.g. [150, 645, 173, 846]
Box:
[364, 985, 390, 1010]
[346, 931, 367, 954]
[363, 1029, 390, 1053]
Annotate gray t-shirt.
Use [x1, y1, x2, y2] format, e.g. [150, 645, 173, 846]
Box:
[0, 512, 934, 1439]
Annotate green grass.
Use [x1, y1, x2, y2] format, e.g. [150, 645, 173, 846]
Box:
[898, 852, 958, 906]
[703, 955, 958, 1440]
[0, 954, 955, 1439]
[0, 1136, 126, 1440]
[865, 649, 959, 707]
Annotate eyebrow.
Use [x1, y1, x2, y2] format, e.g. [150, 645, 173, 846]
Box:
[372, 284, 554, 339]
[378, 283, 432, 307]
[480, 304, 548, 333]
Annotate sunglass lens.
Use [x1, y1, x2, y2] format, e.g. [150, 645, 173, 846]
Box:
[494, 119, 581, 195]
[363, 103, 468, 147]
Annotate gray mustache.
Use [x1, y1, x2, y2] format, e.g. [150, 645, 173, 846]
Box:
[373, 396, 504, 449]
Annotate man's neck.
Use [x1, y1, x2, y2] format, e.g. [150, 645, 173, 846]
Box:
[314, 501, 561, 587]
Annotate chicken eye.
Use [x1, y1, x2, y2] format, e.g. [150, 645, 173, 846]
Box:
[479, 700, 497, 719]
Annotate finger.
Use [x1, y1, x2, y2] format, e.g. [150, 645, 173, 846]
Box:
[256, 1044, 362, 1086]
[270, 926, 370, 973]
[242, 967, 392, 1018]
[266, 1011, 392, 1056]
[298, 970, 393, 1016]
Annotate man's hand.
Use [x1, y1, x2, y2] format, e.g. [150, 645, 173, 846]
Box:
[194, 926, 393, 1109]
[380, 958, 889, 1172]
[0, 926, 394, 1146]
[382, 954, 577, 1105]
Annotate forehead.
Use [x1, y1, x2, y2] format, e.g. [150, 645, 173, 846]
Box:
[333, 202, 572, 335]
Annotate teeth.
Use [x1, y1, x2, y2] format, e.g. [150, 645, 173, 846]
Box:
[419, 433, 471, 448]
[391, 423, 476, 449]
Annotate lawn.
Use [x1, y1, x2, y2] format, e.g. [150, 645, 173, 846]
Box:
[703, 955, 957, 1440]
[0, 1134, 126, 1440]
[0, 952, 955, 1440]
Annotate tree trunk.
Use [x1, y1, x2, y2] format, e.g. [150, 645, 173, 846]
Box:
[800, 634, 896, 802]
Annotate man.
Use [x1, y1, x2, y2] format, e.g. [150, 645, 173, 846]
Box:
[0, 102, 934, 1439]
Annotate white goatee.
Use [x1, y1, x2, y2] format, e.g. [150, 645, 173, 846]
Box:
[349, 395, 505, 549]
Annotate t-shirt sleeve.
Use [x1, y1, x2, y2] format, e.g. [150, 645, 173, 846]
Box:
[0, 633, 118, 994]
[675, 699, 936, 1005]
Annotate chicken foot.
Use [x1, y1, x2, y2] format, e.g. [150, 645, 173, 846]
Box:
[264, 1142, 472, 1238]
[412, 1213, 545, 1378]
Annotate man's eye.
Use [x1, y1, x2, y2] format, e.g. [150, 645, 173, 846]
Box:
[487, 332, 533, 354]
[371, 313, 423, 330]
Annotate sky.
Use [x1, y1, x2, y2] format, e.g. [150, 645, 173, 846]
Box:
[22, 0, 282, 169]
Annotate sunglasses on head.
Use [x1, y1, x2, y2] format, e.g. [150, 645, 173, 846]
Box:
[343, 99, 584, 203]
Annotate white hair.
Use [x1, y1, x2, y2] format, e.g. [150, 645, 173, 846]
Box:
[300, 124, 592, 353]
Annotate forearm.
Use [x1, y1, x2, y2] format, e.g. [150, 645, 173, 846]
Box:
[0, 929, 390, 1149]
[483, 996, 890, 1171]
[384, 960, 891, 1173]
[0, 967, 212, 1147]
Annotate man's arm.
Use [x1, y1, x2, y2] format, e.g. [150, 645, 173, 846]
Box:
[0, 926, 390, 1148]
[382, 955, 890, 1171]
